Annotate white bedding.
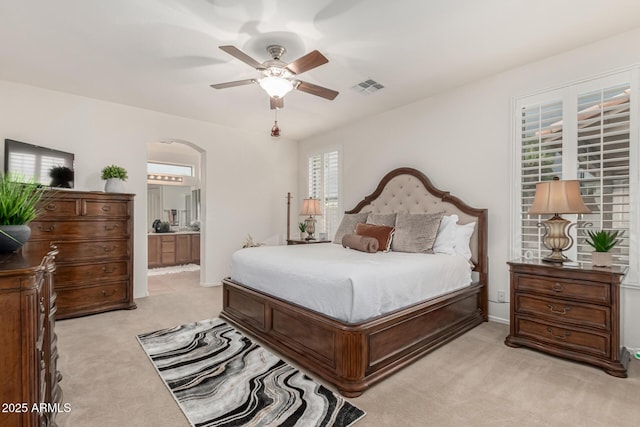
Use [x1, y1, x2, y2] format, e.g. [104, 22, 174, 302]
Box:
[230, 243, 472, 324]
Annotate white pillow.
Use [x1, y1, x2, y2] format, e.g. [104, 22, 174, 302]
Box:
[433, 214, 458, 255]
[454, 222, 476, 260]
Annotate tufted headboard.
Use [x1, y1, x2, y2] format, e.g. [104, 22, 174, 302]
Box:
[346, 167, 488, 281]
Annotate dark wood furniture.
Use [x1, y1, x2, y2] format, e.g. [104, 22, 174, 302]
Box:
[148, 233, 200, 268]
[222, 167, 488, 397]
[23, 191, 136, 319]
[505, 259, 629, 377]
[0, 248, 62, 427]
[286, 239, 331, 245]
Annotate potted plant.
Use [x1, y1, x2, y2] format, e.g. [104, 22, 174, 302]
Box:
[298, 222, 307, 240]
[101, 164, 128, 193]
[585, 229, 620, 267]
[0, 173, 47, 252]
[49, 165, 74, 188]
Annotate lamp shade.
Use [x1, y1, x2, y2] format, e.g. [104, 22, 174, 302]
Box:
[300, 198, 322, 216]
[259, 76, 293, 98]
[529, 179, 591, 215]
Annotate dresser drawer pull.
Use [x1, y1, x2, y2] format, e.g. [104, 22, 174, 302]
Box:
[44, 203, 58, 211]
[546, 327, 571, 340]
[551, 282, 564, 292]
[101, 205, 112, 212]
[546, 304, 571, 315]
[102, 266, 115, 273]
[38, 224, 56, 232]
[102, 245, 118, 252]
[104, 223, 119, 231]
[101, 290, 116, 297]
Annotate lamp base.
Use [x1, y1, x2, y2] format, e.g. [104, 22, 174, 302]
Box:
[539, 215, 575, 264]
[542, 250, 570, 263]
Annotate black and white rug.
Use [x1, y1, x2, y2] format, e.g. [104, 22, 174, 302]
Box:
[137, 318, 365, 427]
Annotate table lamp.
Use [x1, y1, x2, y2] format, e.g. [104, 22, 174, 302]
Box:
[300, 198, 322, 240]
[528, 177, 591, 263]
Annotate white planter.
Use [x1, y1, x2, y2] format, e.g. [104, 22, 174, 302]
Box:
[104, 178, 125, 193]
[591, 252, 613, 267]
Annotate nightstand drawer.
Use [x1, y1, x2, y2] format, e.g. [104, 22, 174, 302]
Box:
[515, 275, 610, 305]
[517, 317, 610, 358]
[516, 294, 610, 331]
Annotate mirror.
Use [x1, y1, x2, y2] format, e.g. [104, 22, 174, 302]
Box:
[147, 184, 200, 230]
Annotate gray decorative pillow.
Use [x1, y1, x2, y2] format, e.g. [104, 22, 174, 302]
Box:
[391, 211, 444, 253]
[333, 212, 369, 243]
[366, 213, 397, 227]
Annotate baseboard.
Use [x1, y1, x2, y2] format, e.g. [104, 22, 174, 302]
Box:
[488, 315, 509, 325]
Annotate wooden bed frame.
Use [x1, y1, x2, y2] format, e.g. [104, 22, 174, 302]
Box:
[221, 167, 488, 397]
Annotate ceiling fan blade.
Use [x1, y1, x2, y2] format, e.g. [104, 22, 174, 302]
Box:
[219, 45, 265, 69]
[270, 97, 284, 110]
[286, 50, 328, 75]
[210, 79, 256, 89]
[296, 81, 339, 100]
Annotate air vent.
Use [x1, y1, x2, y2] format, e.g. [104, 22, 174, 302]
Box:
[351, 79, 385, 95]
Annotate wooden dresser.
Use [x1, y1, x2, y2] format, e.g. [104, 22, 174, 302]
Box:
[23, 191, 136, 319]
[0, 248, 63, 427]
[505, 259, 629, 377]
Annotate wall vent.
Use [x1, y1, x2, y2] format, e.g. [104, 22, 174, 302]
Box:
[351, 79, 385, 95]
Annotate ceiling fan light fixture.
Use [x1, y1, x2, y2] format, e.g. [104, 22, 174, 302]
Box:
[259, 76, 293, 99]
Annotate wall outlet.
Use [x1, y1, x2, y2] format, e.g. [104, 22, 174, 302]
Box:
[497, 291, 506, 303]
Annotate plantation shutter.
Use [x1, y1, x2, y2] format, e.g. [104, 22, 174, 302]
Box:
[576, 83, 631, 267]
[518, 99, 564, 259]
[308, 150, 340, 238]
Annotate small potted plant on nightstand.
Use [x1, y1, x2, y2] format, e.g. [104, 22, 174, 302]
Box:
[585, 229, 620, 267]
[101, 165, 128, 193]
[298, 222, 307, 240]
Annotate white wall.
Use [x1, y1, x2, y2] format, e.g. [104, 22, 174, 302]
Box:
[299, 28, 640, 348]
[0, 80, 298, 296]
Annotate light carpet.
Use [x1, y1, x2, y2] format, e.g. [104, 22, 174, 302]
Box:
[137, 318, 365, 427]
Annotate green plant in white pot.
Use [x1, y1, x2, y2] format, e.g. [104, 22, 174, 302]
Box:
[0, 173, 46, 252]
[585, 229, 620, 267]
[101, 165, 128, 193]
[298, 222, 307, 240]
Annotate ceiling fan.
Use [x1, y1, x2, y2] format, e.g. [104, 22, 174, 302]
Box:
[210, 45, 339, 109]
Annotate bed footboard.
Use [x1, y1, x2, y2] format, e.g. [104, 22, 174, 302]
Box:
[221, 278, 485, 397]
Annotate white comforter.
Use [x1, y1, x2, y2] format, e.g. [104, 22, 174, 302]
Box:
[230, 243, 472, 324]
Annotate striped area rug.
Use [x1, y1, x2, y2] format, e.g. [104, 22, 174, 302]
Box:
[137, 318, 365, 427]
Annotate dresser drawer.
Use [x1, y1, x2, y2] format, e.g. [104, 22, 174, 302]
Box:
[55, 261, 129, 287]
[27, 239, 130, 262]
[30, 220, 130, 240]
[39, 199, 81, 218]
[515, 275, 610, 305]
[516, 294, 610, 331]
[82, 200, 130, 217]
[56, 281, 129, 312]
[516, 317, 610, 358]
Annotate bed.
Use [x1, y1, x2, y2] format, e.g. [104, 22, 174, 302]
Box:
[221, 167, 488, 397]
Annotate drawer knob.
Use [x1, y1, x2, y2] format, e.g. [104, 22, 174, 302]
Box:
[102, 245, 118, 252]
[547, 304, 571, 315]
[551, 282, 564, 292]
[546, 327, 571, 340]
[38, 224, 56, 232]
[44, 203, 57, 211]
[104, 223, 119, 231]
[102, 266, 115, 273]
[101, 290, 116, 297]
[101, 205, 112, 212]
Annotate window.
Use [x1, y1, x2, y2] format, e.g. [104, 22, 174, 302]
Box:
[307, 148, 341, 239]
[513, 72, 637, 284]
[147, 162, 193, 177]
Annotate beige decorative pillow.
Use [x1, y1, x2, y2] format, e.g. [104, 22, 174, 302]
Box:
[391, 211, 444, 253]
[333, 212, 369, 243]
[366, 213, 397, 227]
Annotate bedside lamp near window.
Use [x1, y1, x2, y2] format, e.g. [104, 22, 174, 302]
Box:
[300, 198, 322, 240]
[529, 177, 591, 263]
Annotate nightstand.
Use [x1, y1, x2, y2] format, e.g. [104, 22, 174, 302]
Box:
[286, 239, 332, 245]
[505, 259, 629, 377]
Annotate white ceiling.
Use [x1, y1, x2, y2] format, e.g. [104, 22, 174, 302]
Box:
[1, 0, 640, 141]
